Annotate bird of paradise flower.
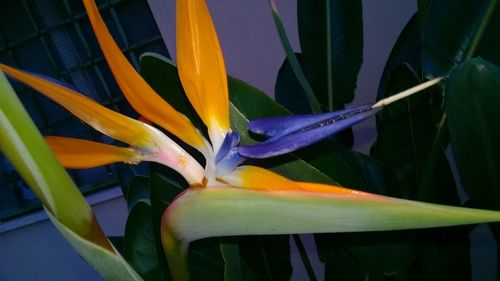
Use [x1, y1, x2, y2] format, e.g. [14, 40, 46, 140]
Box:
[1, 0, 500, 281]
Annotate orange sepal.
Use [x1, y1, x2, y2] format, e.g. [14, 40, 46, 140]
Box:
[177, 0, 229, 150]
[82, 0, 206, 150]
[45, 136, 140, 169]
[0, 64, 156, 148]
[219, 165, 302, 190]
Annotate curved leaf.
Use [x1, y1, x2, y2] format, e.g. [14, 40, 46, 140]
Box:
[124, 202, 163, 281]
[445, 58, 500, 208]
[275, 55, 313, 114]
[127, 176, 151, 210]
[422, 0, 498, 77]
[298, 0, 363, 110]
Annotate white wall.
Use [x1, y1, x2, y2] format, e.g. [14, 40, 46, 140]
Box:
[0, 195, 128, 281]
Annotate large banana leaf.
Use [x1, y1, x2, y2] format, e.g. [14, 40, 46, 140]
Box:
[297, 0, 363, 110]
[445, 58, 500, 209]
[422, 0, 498, 77]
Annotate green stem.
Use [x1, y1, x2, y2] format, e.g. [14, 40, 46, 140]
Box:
[292, 235, 318, 281]
[464, 0, 498, 60]
[417, 113, 448, 201]
[270, 10, 322, 114]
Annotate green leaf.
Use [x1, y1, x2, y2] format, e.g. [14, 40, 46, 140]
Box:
[124, 201, 164, 281]
[422, 0, 498, 77]
[238, 236, 292, 281]
[0, 71, 141, 280]
[316, 231, 416, 280]
[374, 63, 457, 201]
[275, 55, 313, 114]
[126, 176, 151, 210]
[314, 234, 369, 281]
[445, 58, 500, 209]
[298, 0, 363, 110]
[220, 238, 243, 281]
[415, 227, 472, 280]
[150, 168, 186, 281]
[417, 0, 430, 31]
[116, 163, 150, 197]
[333, 147, 387, 194]
[189, 238, 225, 281]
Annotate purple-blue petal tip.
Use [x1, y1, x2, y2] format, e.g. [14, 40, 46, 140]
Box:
[239, 104, 376, 158]
[216, 132, 240, 163]
[216, 148, 246, 175]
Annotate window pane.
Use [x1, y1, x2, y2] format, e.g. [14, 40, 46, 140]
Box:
[0, 0, 170, 221]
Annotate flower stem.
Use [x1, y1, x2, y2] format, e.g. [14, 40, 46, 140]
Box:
[372, 77, 443, 109]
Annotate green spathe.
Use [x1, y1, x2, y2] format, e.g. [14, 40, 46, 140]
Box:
[164, 186, 500, 243]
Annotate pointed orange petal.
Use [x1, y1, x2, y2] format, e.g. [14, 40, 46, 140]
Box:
[0, 64, 154, 148]
[219, 165, 302, 190]
[177, 0, 229, 151]
[82, 0, 206, 150]
[219, 165, 382, 198]
[45, 136, 139, 169]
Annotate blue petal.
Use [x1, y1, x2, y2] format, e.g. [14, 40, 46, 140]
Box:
[239, 104, 376, 158]
[216, 132, 240, 163]
[248, 105, 368, 141]
[216, 148, 247, 175]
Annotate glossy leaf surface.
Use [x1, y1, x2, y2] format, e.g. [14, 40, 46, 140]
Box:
[445, 58, 500, 209]
[422, 0, 498, 77]
[298, 0, 363, 110]
[124, 202, 163, 281]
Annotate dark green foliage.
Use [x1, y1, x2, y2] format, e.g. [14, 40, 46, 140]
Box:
[445, 59, 500, 209]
